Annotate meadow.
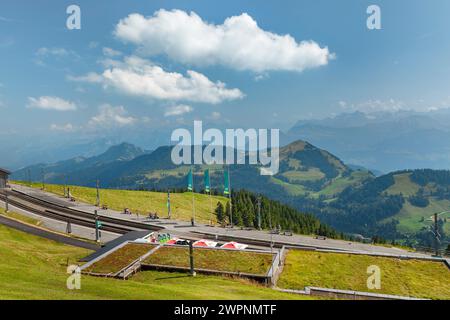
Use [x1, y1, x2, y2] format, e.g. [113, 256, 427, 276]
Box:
[278, 249, 450, 300]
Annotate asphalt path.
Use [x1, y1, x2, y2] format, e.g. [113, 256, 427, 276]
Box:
[0, 214, 100, 251]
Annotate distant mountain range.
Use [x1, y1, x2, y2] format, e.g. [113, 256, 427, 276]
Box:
[4, 109, 450, 173]
[283, 109, 450, 173]
[13, 140, 371, 196]
[11, 130, 450, 247]
[13, 143, 148, 184]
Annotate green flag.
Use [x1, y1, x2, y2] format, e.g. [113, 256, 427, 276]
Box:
[204, 169, 210, 193]
[224, 169, 230, 195]
[187, 169, 193, 191]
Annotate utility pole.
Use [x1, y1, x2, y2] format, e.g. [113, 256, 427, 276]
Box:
[94, 210, 100, 242]
[5, 189, 9, 213]
[95, 179, 100, 207]
[257, 195, 262, 231]
[191, 167, 196, 226]
[27, 169, 31, 186]
[41, 168, 45, 190]
[434, 213, 441, 257]
[227, 167, 233, 228]
[65, 175, 69, 198]
[269, 201, 274, 253]
[189, 240, 196, 276]
[63, 174, 66, 198]
[167, 190, 171, 219]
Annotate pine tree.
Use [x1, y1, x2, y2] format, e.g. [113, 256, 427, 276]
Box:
[215, 202, 225, 224]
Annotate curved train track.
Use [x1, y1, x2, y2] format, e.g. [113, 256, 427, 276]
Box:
[0, 189, 164, 235]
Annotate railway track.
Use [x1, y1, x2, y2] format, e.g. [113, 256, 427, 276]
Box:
[0, 189, 164, 235]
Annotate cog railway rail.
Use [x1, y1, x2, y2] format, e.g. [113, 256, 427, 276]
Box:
[0, 189, 164, 235]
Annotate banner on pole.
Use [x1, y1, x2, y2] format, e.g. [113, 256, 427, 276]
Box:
[204, 169, 210, 193]
[224, 169, 230, 195]
[187, 169, 193, 191]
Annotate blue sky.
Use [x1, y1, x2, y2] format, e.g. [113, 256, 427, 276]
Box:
[1, 0, 450, 143]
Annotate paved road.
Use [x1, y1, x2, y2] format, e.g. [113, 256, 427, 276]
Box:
[0, 214, 99, 250]
[0, 199, 119, 243]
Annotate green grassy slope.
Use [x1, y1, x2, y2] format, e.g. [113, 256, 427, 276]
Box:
[13, 181, 228, 224]
[0, 224, 306, 300]
[382, 172, 450, 234]
[278, 250, 450, 300]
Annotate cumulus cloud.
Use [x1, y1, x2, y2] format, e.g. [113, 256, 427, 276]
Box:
[164, 104, 193, 117]
[339, 99, 406, 113]
[102, 47, 122, 57]
[69, 55, 243, 104]
[50, 123, 75, 132]
[89, 104, 136, 127]
[67, 72, 103, 83]
[210, 111, 221, 120]
[27, 96, 77, 111]
[36, 47, 71, 57]
[35, 47, 79, 65]
[114, 9, 333, 73]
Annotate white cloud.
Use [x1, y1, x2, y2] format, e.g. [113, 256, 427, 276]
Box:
[164, 104, 193, 117]
[339, 99, 407, 113]
[27, 96, 77, 111]
[70, 55, 243, 104]
[210, 111, 221, 120]
[88, 41, 99, 49]
[50, 123, 75, 132]
[114, 9, 333, 72]
[67, 72, 103, 83]
[36, 47, 71, 57]
[102, 47, 122, 57]
[35, 47, 79, 65]
[89, 104, 136, 127]
[254, 73, 269, 82]
[339, 98, 450, 114]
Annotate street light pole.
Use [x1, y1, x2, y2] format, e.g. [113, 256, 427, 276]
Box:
[5, 189, 9, 213]
[41, 168, 45, 190]
[167, 190, 171, 220]
[434, 213, 439, 257]
[189, 240, 196, 276]
[94, 210, 100, 242]
[95, 179, 100, 207]
[257, 195, 262, 231]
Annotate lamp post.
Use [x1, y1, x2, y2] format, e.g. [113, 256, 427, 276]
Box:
[41, 168, 45, 190]
[5, 189, 9, 213]
[188, 240, 196, 276]
[257, 195, 262, 231]
[94, 210, 101, 242]
[95, 179, 100, 207]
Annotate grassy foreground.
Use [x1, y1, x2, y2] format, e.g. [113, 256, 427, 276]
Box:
[0, 207, 42, 226]
[0, 224, 306, 300]
[278, 249, 450, 300]
[13, 181, 227, 224]
[144, 246, 274, 275]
